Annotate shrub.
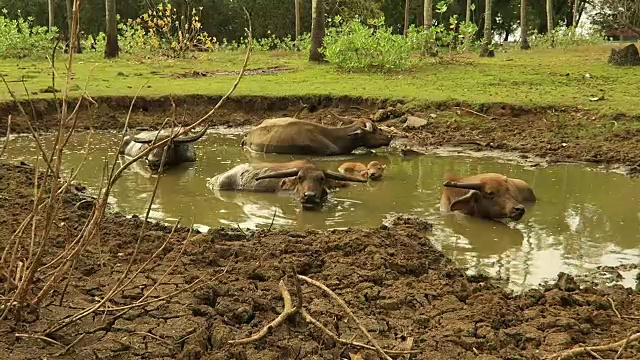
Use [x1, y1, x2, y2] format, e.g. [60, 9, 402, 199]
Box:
[0, 9, 58, 59]
[119, 0, 215, 57]
[528, 26, 606, 49]
[322, 16, 416, 72]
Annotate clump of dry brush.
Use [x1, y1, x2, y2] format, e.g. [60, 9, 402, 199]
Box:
[0, 0, 252, 348]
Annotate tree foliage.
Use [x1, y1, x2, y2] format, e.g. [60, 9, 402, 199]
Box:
[592, 0, 640, 34]
[0, 0, 583, 44]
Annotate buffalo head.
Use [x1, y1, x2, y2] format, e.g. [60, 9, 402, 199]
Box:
[442, 173, 535, 221]
[365, 161, 386, 180]
[348, 120, 392, 149]
[128, 125, 208, 172]
[255, 165, 367, 210]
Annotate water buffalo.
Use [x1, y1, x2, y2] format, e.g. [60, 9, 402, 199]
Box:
[440, 173, 536, 221]
[119, 125, 208, 172]
[338, 161, 386, 181]
[241, 117, 392, 155]
[207, 160, 367, 210]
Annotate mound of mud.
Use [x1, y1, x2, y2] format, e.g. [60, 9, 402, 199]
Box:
[608, 43, 640, 66]
[0, 162, 639, 359]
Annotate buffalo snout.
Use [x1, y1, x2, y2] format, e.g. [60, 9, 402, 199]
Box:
[301, 190, 323, 210]
[509, 204, 526, 221]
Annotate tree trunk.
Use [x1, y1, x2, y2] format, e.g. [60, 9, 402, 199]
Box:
[424, 0, 433, 29]
[520, 0, 530, 49]
[404, 0, 410, 35]
[479, 0, 494, 57]
[546, 0, 554, 47]
[48, 0, 55, 32]
[465, 0, 472, 23]
[309, 0, 325, 62]
[105, 0, 118, 58]
[294, 0, 301, 40]
[572, 0, 580, 27]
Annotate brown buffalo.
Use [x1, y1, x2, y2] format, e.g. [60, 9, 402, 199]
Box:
[119, 125, 209, 172]
[338, 161, 386, 181]
[241, 117, 392, 155]
[440, 173, 536, 221]
[207, 160, 367, 210]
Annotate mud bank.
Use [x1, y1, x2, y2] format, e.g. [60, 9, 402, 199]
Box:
[1, 95, 640, 177]
[0, 162, 639, 360]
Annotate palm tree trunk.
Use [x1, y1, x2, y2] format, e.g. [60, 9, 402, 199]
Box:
[404, 0, 410, 35]
[520, 0, 530, 49]
[546, 0, 554, 47]
[424, 0, 433, 29]
[48, 0, 55, 32]
[294, 0, 301, 40]
[465, 0, 472, 23]
[309, 0, 326, 62]
[479, 0, 494, 57]
[572, 0, 580, 27]
[105, 0, 118, 58]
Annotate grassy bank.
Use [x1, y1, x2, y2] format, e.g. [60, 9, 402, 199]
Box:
[1, 43, 639, 115]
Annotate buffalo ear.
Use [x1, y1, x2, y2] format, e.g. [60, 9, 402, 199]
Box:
[449, 190, 480, 213]
[348, 129, 364, 137]
[382, 164, 387, 169]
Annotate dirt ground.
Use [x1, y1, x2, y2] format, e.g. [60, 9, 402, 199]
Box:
[0, 95, 639, 176]
[0, 162, 639, 360]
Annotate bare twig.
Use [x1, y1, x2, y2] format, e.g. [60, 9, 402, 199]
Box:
[453, 106, 495, 119]
[614, 333, 633, 360]
[297, 275, 392, 360]
[100, 277, 205, 312]
[608, 297, 622, 318]
[0, 115, 10, 159]
[15, 333, 65, 348]
[585, 348, 603, 359]
[550, 332, 640, 360]
[54, 333, 86, 357]
[300, 309, 419, 355]
[267, 209, 277, 231]
[228, 280, 296, 345]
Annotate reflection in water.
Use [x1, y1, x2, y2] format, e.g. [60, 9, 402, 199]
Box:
[3, 131, 640, 291]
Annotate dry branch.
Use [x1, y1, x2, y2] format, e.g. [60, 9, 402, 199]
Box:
[228, 280, 296, 345]
[228, 276, 419, 356]
[0, 115, 10, 159]
[297, 275, 393, 360]
[300, 309, 419, 356]
[550, 332, 640, 360]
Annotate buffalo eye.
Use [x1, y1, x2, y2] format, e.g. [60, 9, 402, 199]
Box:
[485, 190, 494, 197]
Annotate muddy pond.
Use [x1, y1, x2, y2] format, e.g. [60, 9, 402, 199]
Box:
[4, 129, 640, 291]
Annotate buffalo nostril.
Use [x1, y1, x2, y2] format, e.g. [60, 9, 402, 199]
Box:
[513, 205, 525, 214]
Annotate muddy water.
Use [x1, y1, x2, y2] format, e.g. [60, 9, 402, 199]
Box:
[4, 130, 640, 291]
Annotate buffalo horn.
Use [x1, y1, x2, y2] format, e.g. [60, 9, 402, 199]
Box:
[443, 180, 484, 191]
[174, 123, 209, 143]
[323, 170, 368, 183]
[255, 168, 300, 181]
[364, 121, 374, 132]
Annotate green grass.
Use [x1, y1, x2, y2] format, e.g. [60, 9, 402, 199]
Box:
[1, 43, 639, 115]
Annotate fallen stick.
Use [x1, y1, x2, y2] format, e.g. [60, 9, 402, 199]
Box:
[228, 280, 296, 345]
[227, 277, 419, 356]
[297, 275, 393, 360]
[300, 309, 419, 356]
[453, 106, 495, 119]
[549, 332, 640, 360]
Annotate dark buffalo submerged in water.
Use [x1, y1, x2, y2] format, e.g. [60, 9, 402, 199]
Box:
[119, 125, 208, 172]
[241, 117, 392, 155]
[207, 160, 368, 210]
